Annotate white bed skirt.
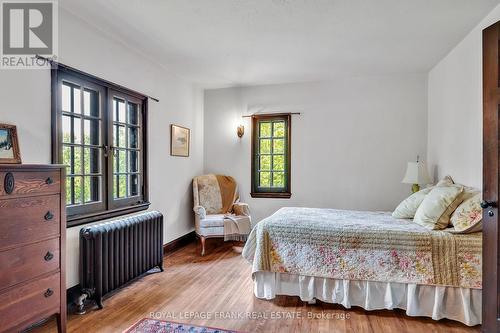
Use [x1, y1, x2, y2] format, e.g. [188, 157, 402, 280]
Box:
[254, 272, 481, 326]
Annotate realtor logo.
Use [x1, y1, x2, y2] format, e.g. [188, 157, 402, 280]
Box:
[1, 0, 58, 69]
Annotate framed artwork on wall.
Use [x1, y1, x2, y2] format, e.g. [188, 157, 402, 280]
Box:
[170, 124, 190, 157]
[0, 124, 21, 164]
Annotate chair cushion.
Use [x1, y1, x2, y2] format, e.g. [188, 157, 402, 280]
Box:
[199, 214, 226, 228]
[197, 226, 224, 237]
[199, 214, 251, 228]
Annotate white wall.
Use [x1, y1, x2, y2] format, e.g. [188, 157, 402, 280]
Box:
[204, 77, 427, 223]
[0, 8, 203, 287]
[427, 4, 500, 189]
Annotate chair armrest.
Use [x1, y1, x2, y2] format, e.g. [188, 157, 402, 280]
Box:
[232, 202, 250, 216]
[193, 205, 206, 219]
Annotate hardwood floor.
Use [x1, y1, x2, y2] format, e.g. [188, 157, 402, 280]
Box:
[32, 240, 480, 333]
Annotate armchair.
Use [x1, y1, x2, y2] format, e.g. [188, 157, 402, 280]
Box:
[193, 174, 251, 255]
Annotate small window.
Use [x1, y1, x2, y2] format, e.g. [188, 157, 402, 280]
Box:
[53, 66, 149, 227]
[251, 114, 291, 198]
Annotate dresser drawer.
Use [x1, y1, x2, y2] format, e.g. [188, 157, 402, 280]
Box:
[0, 238, 60, 290]
[0, 170, 60, 198]
[0, 195, 60, 250]
[0, 273, 60, 330]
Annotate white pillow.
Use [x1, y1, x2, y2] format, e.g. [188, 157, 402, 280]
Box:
[413, 185, 464, 230]
[392, 187, 433, 219]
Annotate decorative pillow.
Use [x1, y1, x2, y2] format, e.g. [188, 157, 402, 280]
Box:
[447, 193, 482, 233]
[434, 175, 478, 226]
[436, 175, 454, 187]
[392, 187, 433, 219]
[446, 221, 482, 234]
[413, 185, 464, 230]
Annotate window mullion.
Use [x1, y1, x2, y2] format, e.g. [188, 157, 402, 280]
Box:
[105, 92, 113, 210]
[270, 121, 274, 187]
[258, 126, 263, 188]
[125, 100, 130, 197]
[70, 87, 76, 205]
[140, 103, 145, 201]
[80, 86, 85, 204]
[283, 120, 290, 188]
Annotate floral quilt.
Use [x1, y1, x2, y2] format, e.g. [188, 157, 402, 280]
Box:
[242, 207, 482, 289]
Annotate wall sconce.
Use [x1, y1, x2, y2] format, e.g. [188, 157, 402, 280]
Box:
[237, 125, 245, 138]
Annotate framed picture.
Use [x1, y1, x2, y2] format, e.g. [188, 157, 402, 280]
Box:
[0, 124, 21, 164]
[170, 124, 190, 157]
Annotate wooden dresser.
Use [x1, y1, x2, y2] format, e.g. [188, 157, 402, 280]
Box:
[0, 165, 66, 333]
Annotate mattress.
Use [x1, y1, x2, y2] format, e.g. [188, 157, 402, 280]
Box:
[242, 207, 482, 289]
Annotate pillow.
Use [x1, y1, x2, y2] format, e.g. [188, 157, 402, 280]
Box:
[436, 175, 454, 187]
[392, 187, 433, 219]
[446, 193, 482, 233]
[413, 185, 464, 230]
[446, 222, 482, 234]
[434, 175, 477, 226]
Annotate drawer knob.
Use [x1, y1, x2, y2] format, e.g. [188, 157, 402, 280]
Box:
[4, 172, 14, 194]
[44, 211, 54, 221]
[44, 288, 54, 298]
[45, 177, 54, 185]
[44, 251, 54, 261]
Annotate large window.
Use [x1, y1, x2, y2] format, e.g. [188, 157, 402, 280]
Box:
[251, 114, 291, 198]
[53, 66, 149, 226]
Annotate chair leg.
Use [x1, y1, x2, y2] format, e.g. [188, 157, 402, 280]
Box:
[200, 236, 206, 256]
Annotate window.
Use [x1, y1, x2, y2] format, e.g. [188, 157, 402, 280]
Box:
[53, 66, 149, 226]
[251, 114, 291, 198]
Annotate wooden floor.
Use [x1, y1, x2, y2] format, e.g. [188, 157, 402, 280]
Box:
[33, 240, 480, 333]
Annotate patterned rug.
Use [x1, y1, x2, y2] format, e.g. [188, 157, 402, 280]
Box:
[125, 318, 241, 333]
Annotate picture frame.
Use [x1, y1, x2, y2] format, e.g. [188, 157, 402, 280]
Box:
[0, 124, 21, 164]
[170, 124, 190, 157]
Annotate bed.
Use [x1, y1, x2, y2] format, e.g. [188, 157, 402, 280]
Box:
[242, 207, 482, 326]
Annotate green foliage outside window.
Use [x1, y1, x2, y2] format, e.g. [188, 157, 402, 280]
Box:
[257, 120, 287, 188]
[63, 132, 98, 205]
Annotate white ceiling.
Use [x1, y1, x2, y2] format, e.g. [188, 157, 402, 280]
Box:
[60, 0, 500, 88]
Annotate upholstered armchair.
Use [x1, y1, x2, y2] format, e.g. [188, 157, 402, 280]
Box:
[193, 174, 251, 255]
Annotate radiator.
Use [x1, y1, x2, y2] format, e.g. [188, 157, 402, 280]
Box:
[79, 211, 164, 311]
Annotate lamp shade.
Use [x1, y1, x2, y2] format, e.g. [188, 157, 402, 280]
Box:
[402, 161, 431, 185]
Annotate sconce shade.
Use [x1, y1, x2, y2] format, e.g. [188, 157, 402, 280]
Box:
[237, 125, 245, 138]
[402, 161, 431, 185]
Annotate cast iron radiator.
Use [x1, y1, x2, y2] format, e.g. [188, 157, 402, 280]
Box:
[78, 211, 164, 311]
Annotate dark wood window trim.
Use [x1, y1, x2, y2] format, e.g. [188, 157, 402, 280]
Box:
[51, 64, 150, 227]
[482, 20, 500, 332]
[251, 113, 291, 199]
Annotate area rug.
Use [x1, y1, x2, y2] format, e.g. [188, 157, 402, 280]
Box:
[125, 318, 241, 333]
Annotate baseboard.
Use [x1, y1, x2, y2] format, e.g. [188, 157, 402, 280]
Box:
[163, 230, 197, 254]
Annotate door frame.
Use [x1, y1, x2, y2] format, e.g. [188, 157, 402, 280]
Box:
[482, 21, 500, 333]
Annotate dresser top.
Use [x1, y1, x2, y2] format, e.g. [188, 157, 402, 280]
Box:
[0, 164, 65, 170]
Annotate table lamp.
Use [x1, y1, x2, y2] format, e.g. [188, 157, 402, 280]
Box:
[402, 156, 431, 193]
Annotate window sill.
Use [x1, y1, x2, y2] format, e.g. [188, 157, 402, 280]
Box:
[66, 202, 151, 228]
[250, 192, 292, 199]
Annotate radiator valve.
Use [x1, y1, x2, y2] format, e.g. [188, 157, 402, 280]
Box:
[75, 289, 93, 315]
